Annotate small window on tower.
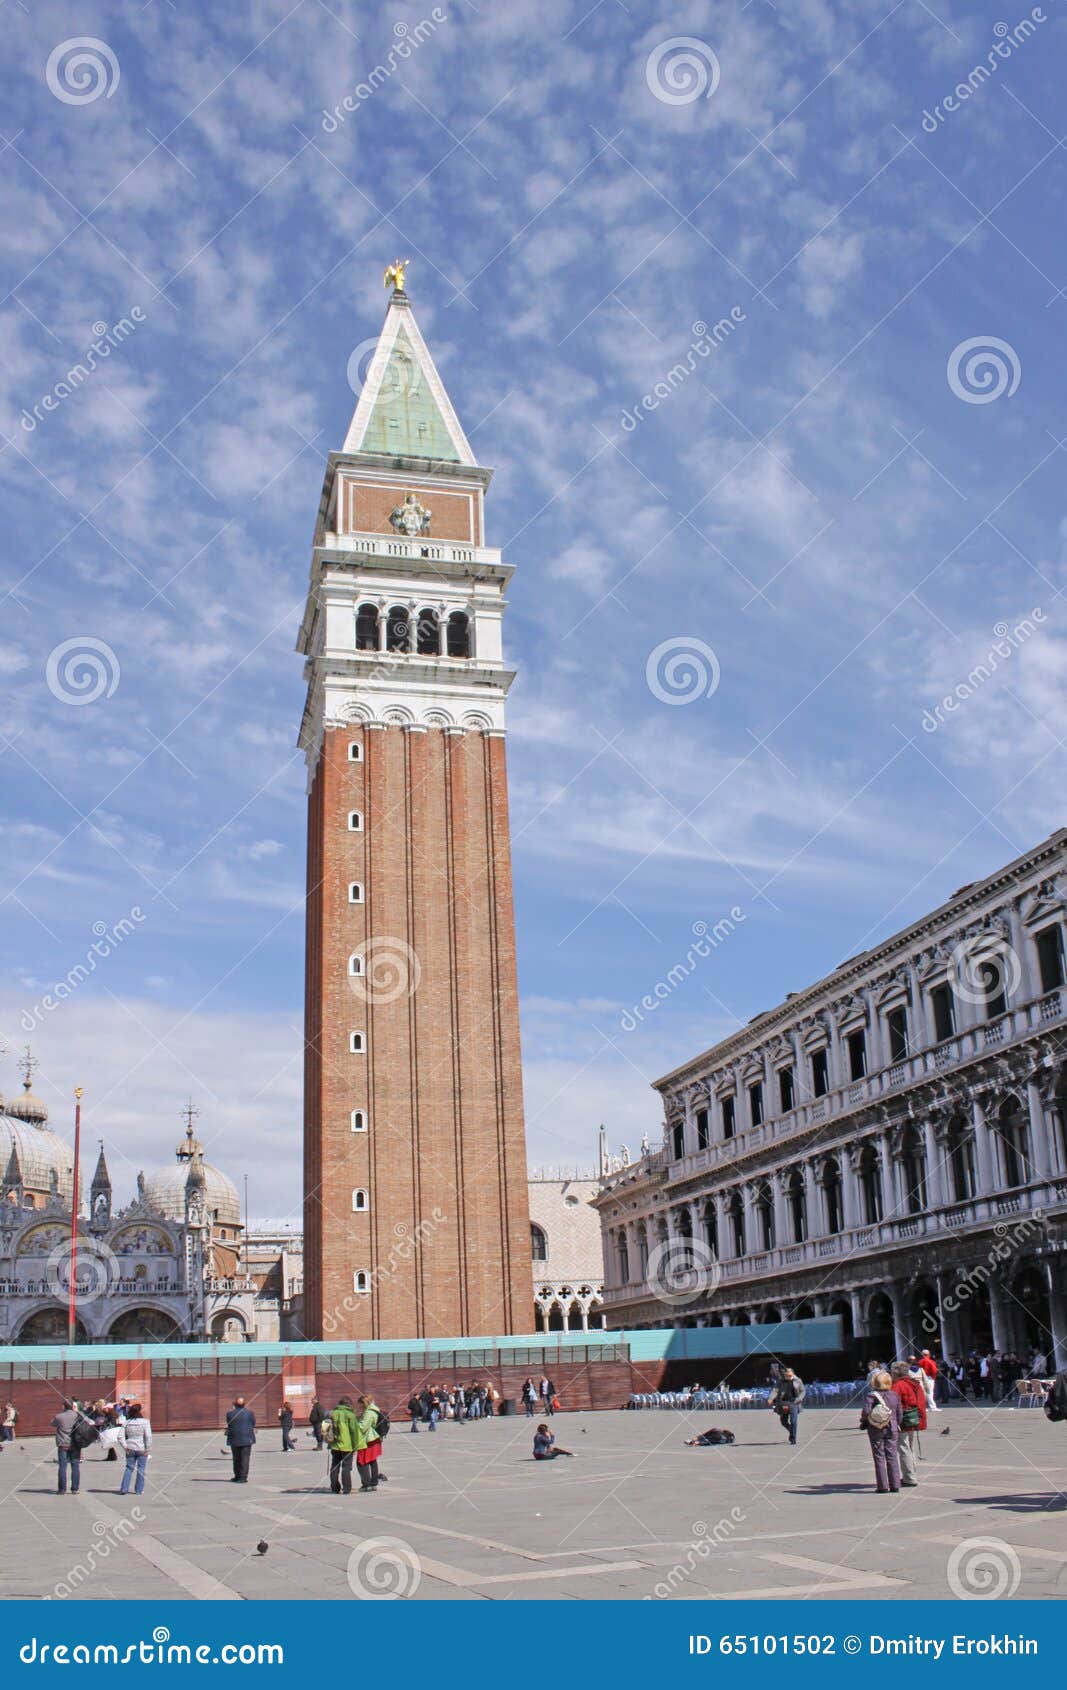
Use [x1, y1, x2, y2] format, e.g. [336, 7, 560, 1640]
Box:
[348, 742, 363, 762]
[352, 1188, 368, 1212]
[349, 1031, 365, 1055]
[353, 1270, 370, 1293]
[416, 607, 440, 656]
[348, 954, 364, 977]
[348, 883, 364, 903]
[351, 1109, 367, 1133]
[348, 811, 363, 831]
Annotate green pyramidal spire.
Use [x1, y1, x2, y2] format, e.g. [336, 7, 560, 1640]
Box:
[343, 286, 476, 465]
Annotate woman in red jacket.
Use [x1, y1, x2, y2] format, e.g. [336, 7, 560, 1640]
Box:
[890, 1362, 924, 1487]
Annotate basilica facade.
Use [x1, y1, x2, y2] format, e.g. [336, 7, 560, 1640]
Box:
[593, 829, 1067, 1369]
[0, 1071, 279, 1345]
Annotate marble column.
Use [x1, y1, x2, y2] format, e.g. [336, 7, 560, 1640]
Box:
[802, 1160, 819, 1239]
[922, 1120, 945, 1209]
[989, 1278, 1012, 1352]
[972, 1096, 994, 1195]
[771, 1170, 789, 1247]
[1026, 1079, 1053, 1181]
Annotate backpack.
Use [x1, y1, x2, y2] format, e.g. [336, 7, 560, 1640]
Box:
[321, 1417, 337, 1448]
[374, 1409, 391, 1440]
[866, 1393, 892, 1431]
[70, 1414, 100, 1452]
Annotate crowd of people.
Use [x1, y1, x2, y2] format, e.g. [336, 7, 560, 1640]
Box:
[27, 1349, 1067, 1505]
[402, 1380, 501, 1430]
[940, 1348, 1051, 1401]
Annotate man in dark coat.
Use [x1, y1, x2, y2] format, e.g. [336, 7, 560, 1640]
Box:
[225, 1397, 257, 1483]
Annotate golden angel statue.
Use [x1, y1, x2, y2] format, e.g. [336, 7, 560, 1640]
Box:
[384, 258, 410, 294]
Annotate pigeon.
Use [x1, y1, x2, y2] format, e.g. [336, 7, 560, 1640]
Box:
[256, 1541, 269, 1556]
[941, 1426, 951, 1437]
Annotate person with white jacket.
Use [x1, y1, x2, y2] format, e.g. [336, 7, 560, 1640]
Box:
[118, 1403, 152, 1496]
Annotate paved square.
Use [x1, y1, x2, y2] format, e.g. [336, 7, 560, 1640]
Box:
[3, 1406, 1066, 1601]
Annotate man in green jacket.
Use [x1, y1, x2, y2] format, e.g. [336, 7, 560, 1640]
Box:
[329, 1396, 359, 1495]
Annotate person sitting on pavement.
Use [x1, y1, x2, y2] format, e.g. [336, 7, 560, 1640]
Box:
[533, 1423, 574, 1460]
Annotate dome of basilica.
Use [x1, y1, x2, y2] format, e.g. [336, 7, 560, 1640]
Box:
[140, 1123, 241, 1228]
[0, 1113, 74, 1203]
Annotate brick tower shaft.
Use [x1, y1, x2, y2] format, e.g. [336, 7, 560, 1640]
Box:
[297, 277, 532, 1340]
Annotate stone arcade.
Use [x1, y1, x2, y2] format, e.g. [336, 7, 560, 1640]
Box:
[594, 829, 1067, 1366]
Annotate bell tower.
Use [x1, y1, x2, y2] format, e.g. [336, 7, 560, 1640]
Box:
[297, 266, 532, 1341]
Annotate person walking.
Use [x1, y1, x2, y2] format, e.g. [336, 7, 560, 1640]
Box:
[407, 1392, 423, 1433]
[308, 1397, 325, 1450]
[522, 1378, 537, 1417]
[278, 1401, 296, 1453]
[768, 1368, 805, 1446]
[890, 1362, 924, 1487]
[861, 1369, 903, 1493]
[485, 1381, 498, 1418]
[225, 1397, 256, 1483]
[52, 1400, 85, 1495]
[328, 1396, 359, 1494]
[118, 1403, 152, 1496]
[1, 1401, 17, 1444]
[356, 1395, 384, 1492]
[533, 1423, 575, 1460]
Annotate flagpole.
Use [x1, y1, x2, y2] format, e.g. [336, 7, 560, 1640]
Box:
[68, 1088, 83, 1347]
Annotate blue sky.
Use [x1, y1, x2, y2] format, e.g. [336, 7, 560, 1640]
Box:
[2, 0, 1066, 1220]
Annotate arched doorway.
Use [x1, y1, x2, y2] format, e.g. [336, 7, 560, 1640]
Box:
[910, 1281, 939, 1352]
[108, 1308, 182, 1343]
[16, 1307, 88, 1344]
[867, 1292, 894, 1355]
[1011, 1265, 1052, 1353]
[793, 1299, 815, 1321]
[566, 1302, 583, 1331]
[547, 1303, 565, 1332]
[829, 1297, 853, 1340]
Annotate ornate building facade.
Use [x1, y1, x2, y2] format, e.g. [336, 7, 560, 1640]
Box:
[593, 830, 1067, 1369]
[297, 272, 531, 1340]
[528, 1159, 605, 1333]
[0, 1070, 287, 1344]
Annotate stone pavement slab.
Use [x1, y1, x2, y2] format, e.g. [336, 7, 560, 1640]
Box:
[2, 1405, 1065, 1601]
